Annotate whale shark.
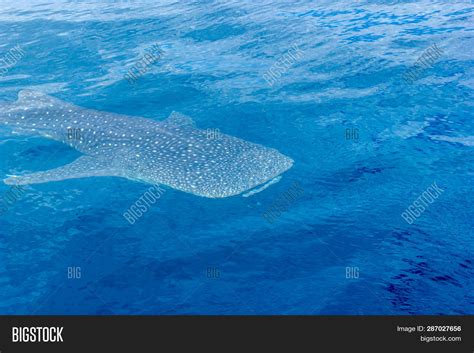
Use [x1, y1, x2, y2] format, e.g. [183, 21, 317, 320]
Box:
[0, 90, 293, 198]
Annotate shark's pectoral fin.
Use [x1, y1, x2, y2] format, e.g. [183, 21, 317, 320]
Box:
[4, 155, 121, 185]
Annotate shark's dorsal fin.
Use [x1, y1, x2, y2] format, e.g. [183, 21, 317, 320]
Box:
[3, 155, 123, 185]
[163, 111, 195, 128]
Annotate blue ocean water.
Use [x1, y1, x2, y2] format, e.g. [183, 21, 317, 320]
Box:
[0, 0, 473, 315]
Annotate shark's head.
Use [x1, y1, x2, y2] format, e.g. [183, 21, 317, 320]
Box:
[171, 143, 294, 198]
[228, 147, 294, 197]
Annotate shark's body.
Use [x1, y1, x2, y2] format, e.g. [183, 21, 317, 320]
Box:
[1, 90, 293, 198]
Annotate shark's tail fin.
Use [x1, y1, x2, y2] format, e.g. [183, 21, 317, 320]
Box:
[0, 100, 13, 126]
[0, 91, 31, 126]
[15, 90, 65, 108]
[1, 90, 68, 127]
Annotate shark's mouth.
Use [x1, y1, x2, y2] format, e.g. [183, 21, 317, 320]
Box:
[242, 176, 282, 198]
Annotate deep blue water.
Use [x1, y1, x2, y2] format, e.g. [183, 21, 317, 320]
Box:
[0, 0, 473, 315]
